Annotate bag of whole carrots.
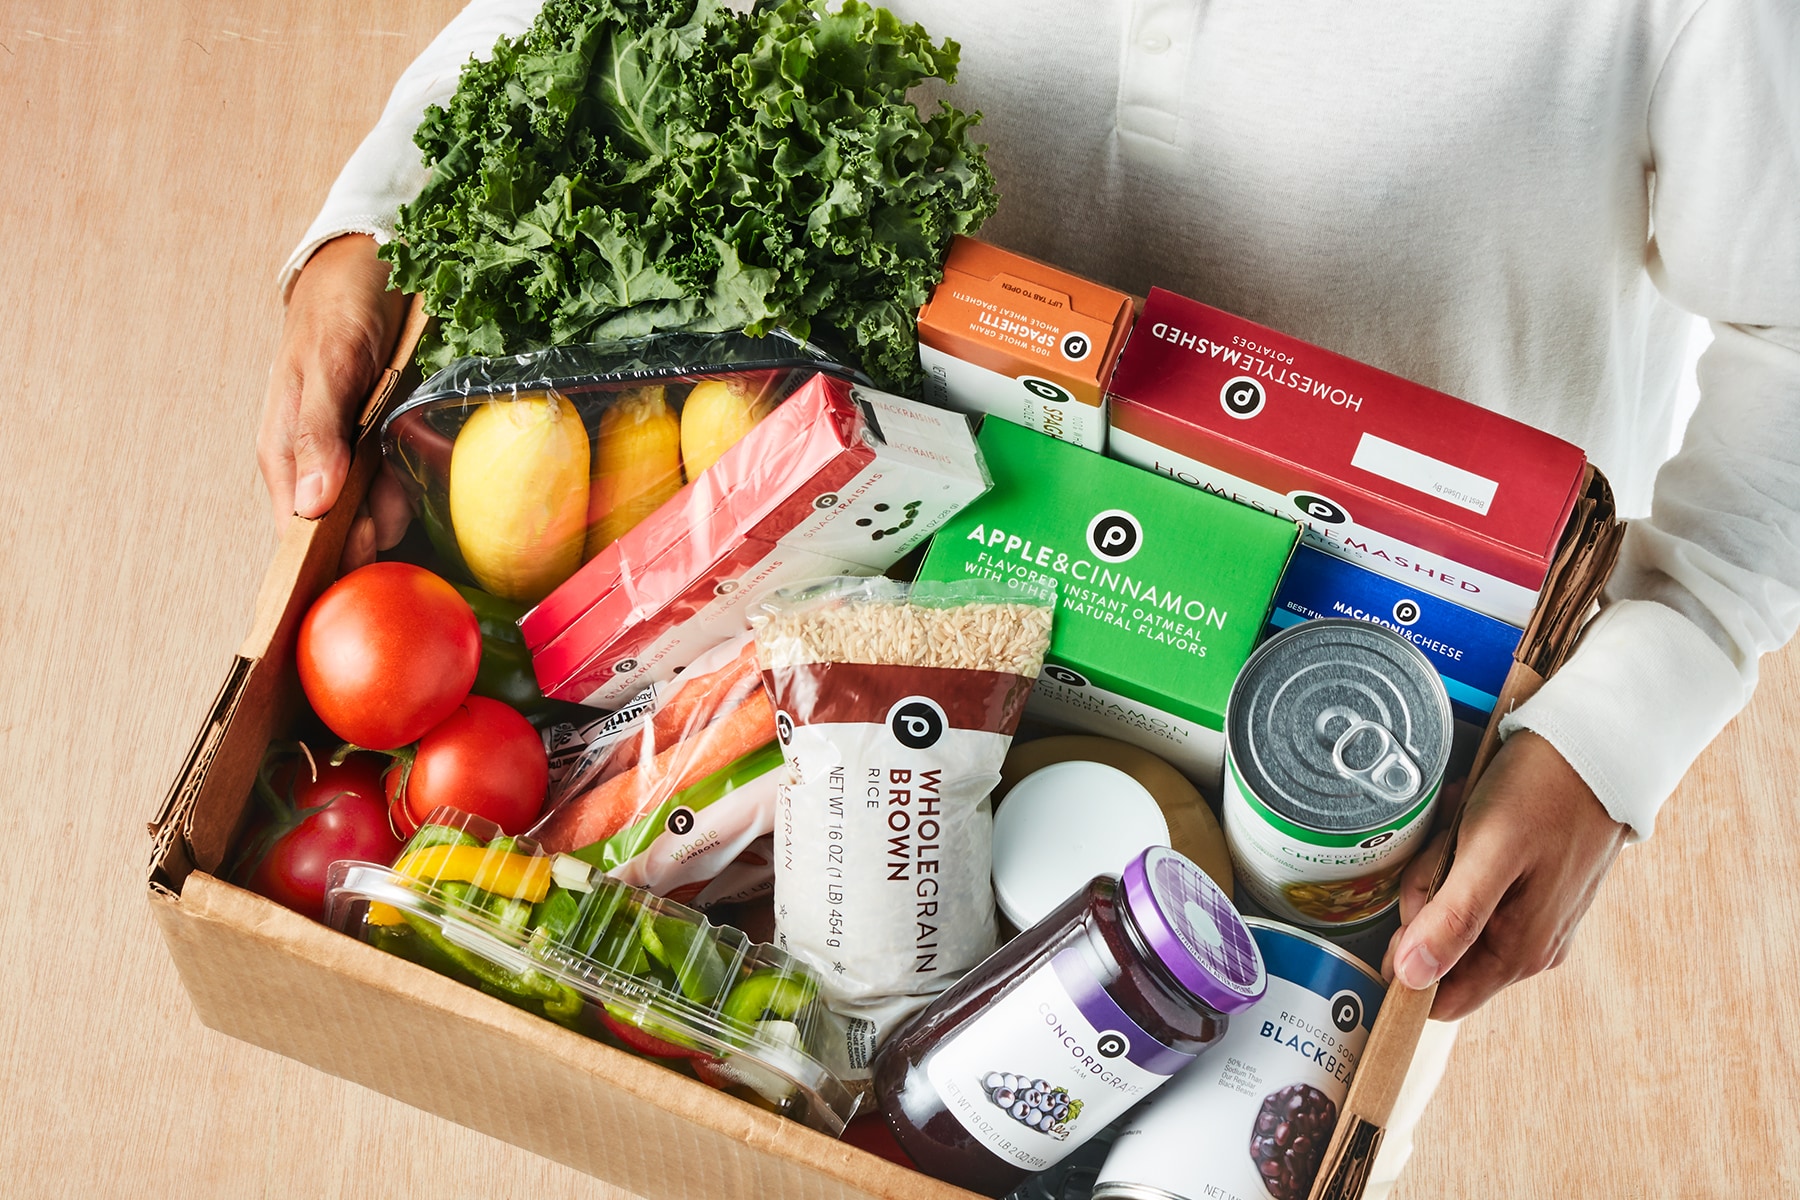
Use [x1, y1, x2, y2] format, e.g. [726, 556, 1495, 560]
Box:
[529, 634, 780, 907]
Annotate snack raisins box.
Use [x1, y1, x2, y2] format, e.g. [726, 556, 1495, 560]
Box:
[147, 298, 1623, 1200]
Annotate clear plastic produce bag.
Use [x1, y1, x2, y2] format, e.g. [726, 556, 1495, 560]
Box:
[533, 633, 780, 909]
[381, 330, 865, 606]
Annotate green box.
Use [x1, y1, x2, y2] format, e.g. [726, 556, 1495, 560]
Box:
[918, 417, 1297, 783]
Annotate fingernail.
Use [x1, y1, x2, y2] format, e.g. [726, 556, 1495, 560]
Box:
[294, 470, 326, 516]
[1396, 942, 1442, 990]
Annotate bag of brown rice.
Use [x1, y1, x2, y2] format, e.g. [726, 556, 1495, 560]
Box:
[750, 576, 1055, 1050]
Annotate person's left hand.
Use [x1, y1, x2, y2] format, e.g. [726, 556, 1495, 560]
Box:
[1383, 730, 1628, 1020]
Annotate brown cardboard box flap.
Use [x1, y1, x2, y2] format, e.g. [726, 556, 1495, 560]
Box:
[149, 299, 429, 891]
[1305, 465, 1622, 1200]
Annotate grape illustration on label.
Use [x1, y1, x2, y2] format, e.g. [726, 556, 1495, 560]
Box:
[979, 1070, 1082, 1141]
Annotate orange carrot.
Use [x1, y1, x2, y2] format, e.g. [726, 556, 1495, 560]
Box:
[596, 641, 761, 782]
[537, 690, 776, 854]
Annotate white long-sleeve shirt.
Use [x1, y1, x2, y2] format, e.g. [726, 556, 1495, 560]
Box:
[285, 0, 1800, 842]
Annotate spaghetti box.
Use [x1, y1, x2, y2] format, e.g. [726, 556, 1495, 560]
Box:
[523, 373, 990, 709]
[917, 417, 1297, 782]
[1106, 289, 1586, 626]
[1265, 544, 1524, 775]
[916, 236, 1134, 451]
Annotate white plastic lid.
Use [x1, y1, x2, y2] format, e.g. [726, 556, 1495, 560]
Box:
[991, 760, 1173, 929]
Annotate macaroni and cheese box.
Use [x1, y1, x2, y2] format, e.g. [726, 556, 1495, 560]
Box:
[916, 417, 1296, 782]
[916, 237, 1134, 451]
[1107, 289, 1586, 626]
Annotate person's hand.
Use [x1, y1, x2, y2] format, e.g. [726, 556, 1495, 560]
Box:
[1383, 731, 1628, 1020]
[257, 233, 411, 569]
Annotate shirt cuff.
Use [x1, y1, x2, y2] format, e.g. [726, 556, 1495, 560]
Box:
[1498, 599, 1747, 842]
[276, 216, 401, 302]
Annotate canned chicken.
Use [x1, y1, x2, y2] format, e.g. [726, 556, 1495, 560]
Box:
[1093, 918, 1386, 1200]
[1222, 620, 1450, 930]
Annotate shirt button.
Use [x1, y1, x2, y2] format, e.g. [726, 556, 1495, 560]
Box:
[1139, 31, 1172, 54]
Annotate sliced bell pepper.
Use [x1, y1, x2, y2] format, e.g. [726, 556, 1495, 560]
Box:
[721, 969, 818, 1028]
[395, 843, 553, 903]
[640, 911, 731, 1004]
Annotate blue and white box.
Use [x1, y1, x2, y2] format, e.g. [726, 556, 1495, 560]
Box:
[1264, 545, 1522, 775]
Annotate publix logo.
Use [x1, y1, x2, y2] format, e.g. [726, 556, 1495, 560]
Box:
[1020, 376, 1074, 405]
[1220, 375, 1266, 419]
[888, 696, 947, 750]
[1086, 509, 1143, 563]
[1288, 491, 1351, 526]
[1391, 598, 1421, 627]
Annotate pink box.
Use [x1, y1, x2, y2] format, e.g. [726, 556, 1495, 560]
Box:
[524, 373, 990, 708]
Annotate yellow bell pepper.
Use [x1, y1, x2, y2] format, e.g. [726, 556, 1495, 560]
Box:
[366, 901, 405, 927]
[394, 844, 554, 903]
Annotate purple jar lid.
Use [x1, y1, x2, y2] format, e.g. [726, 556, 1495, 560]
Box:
[1121, 846, 1266, 1014]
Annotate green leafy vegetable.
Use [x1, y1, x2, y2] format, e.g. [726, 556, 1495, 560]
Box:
[383, 0, 997, 389]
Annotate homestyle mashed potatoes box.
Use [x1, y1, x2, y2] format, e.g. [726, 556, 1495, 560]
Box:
[148, 300, 1620, 1200]
[1107, 289, 1587, 628]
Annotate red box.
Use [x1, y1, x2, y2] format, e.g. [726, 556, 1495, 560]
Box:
[1106, 289, 1586, 625]
[523, 373, 990, 708]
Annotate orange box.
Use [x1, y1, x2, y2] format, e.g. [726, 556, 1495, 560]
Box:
[917, 236, 1134, 450]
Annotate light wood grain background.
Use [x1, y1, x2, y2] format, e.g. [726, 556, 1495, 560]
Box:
[0, 3, 1793, 1197]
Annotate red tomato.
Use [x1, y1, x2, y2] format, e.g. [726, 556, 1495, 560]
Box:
[297, 562, 481, 750]
[393, 695, 548, 836]
[244, 754, 403, 922]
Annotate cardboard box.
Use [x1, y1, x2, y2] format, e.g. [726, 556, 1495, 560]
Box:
[917, 237, 1134, 451]
[915, 417, 1297, 782]
[522, 375, 990, 708]
[148, 299, 1621, 1200]
[1107, 289, 1587, 626]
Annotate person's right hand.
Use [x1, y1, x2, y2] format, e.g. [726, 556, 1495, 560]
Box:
[257, 232, 411, 568]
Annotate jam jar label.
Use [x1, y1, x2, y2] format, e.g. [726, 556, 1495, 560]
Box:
[923, 944, 1196, 1173]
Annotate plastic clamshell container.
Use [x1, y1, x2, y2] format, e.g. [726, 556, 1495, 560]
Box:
[380, 329, 869, 606]
[324, 808, 859, 1135]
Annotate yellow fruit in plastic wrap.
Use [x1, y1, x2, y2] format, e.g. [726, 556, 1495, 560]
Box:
[679, 376, 775, 479]
[449, 390, 591, 603]
[586, 386, 684, 560]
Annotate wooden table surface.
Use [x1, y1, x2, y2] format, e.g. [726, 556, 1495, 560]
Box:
[2, 4, 1794, 1196]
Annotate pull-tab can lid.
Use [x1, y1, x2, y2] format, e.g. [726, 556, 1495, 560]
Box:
[1227, 619, 1451, 834]
[1121, 846, 1266, 1014]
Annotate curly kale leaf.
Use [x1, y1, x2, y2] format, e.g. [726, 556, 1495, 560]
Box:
[382, 0, 997, 390]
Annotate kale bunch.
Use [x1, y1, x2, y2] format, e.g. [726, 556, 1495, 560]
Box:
[383, 0, 998, 390]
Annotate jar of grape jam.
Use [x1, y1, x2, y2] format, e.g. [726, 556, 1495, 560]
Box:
[873, 846, 1266, 1196]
